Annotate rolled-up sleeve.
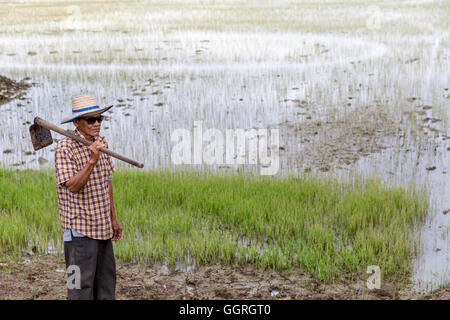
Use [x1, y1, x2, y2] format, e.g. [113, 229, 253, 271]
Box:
[55, 146, 77, 186]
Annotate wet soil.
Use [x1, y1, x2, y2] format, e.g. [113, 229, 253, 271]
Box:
[0, 254, 448, 300]
[280, 107, 400, 172]
[0, 75, 31, 106]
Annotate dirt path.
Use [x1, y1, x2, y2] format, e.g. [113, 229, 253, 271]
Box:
[0, 254, 448, 300]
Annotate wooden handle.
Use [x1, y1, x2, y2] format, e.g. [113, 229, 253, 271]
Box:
[34, 117, 144, 168]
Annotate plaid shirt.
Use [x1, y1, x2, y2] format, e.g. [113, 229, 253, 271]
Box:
[54, 129, 115, 240]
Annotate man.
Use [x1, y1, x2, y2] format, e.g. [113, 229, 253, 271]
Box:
[54, 95, 122, 300]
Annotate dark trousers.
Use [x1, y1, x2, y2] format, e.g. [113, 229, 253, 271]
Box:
[64, 236, 116, 300]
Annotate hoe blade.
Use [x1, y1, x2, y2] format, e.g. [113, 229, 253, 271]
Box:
[29, 123, 53, 151]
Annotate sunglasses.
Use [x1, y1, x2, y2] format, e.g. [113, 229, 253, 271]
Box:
[81, 116, 104, 125]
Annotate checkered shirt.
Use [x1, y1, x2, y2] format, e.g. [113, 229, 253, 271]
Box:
[54, 128, 115, 240]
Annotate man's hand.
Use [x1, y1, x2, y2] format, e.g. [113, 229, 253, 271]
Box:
[66, 141, 104, 193]
[112, 218, 122, 241]
[89, 140, 105, 164]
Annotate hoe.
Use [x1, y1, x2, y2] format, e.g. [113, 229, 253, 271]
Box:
[29, 117, 144, 168]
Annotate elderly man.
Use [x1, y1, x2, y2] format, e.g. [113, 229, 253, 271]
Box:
[55, 95, 122, 300]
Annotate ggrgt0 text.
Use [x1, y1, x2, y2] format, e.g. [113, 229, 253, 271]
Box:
[223, 304, 270, 315]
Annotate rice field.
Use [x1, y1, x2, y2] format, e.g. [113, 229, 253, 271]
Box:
[0, 0, 448, 292]
[0, 168, 428, 284]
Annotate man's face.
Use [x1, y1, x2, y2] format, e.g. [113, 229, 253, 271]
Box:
[74, 115, 103, 140]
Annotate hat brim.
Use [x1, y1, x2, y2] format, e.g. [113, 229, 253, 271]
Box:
[61, 105, 113, 124]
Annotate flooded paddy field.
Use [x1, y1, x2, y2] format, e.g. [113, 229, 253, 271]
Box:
[0, 0, 449, 297]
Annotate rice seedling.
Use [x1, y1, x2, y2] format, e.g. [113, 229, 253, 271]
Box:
[0, 168, 427, 284]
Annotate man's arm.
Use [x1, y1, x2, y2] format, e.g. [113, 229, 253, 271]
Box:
[108, 180, 122, 241]
[65, 140, 104, 193]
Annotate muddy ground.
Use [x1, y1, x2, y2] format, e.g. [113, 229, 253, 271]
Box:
[280, 107, 400, 172]
[0, 75, 31, 106]
[0, 254, 448, 300]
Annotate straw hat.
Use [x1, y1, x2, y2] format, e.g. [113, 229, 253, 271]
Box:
[61, 95, 113, 124]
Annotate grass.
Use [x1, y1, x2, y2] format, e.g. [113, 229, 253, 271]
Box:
[0, 168, 427, 284]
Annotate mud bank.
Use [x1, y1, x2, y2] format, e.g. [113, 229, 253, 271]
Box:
[0, 255, 448, 300]
[0, 75, 31, 106]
